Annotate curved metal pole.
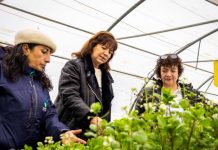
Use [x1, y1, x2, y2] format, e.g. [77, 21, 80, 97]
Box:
[128, 71, 155, 113]
[183, 60, 216, 63]
[197, 75, 213, 90]
[183, 64, 213, 74]
[52, 56, 145, 79]
[206, 0, 218, 6]
[107, 0, 145, 31]
[0, 3, 94, 35]
[117, 19, 218, 40]
[195, 40, 201, 69]
[0, 41, 13, 46]
[175, 28, 218, 54]
[205, 78, 213, 93]
[201, 91, 218, 97]
[0, 41, 144, 79]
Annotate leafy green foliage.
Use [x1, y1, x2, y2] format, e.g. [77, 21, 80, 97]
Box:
[24, 87, 218, 150]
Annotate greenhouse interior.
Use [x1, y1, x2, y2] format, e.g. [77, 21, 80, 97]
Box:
[1, 0, 218, 149]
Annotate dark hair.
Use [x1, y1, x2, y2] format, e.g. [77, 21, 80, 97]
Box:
[2, 43, 53, 90]
[72, 31, 118, 71]
[154, 54, 184, 78]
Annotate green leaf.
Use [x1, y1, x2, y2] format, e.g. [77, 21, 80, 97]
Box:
[153, 93, 162, 100]
[104, 126, 115, 135]
[89, 124, 97, 132]
[37, 142, 44, 147]
[157, 116, 166, 129]
[111, 140, 120, 148]
[132, 130, 147, 144]
[23, 145, 33, 150]
[161, 87, 176, 105]
[181, 110, 195, 120]
[192, 107, 205, 118]
[90, 102, 102, 114]
[84, 131, 97, 138]
[179, 99, 190, 109]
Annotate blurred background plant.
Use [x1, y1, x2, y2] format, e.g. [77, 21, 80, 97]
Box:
[24, 88, 218, 150]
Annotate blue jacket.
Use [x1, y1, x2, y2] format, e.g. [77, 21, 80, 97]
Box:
[0, 47, 68, 149]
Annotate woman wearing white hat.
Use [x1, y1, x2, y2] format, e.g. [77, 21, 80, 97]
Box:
[0, 29, 85, 149]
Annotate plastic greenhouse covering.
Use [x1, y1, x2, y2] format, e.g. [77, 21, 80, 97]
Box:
[0, 0, 218, 120]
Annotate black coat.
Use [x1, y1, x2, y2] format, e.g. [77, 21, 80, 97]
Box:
[135, 78, 205, 115]
[55, 55, 114, 138]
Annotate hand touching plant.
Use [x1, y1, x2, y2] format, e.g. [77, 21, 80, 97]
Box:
[90, 117, 102, 126]
[60, 129, 86, 145]
[89, 102, 103, 127]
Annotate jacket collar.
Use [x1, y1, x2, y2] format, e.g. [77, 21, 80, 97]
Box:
[84, 54, 95, 77]
[84, 55, 102, 102]
[25, 66, 40, 77]
[84, 54, 114, 83]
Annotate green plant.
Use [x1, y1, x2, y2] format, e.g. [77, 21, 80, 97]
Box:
[24, 87, 218, 150]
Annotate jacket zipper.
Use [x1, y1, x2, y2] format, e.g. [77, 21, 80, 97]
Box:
[29, 80, 33, 119]
[87, 83, 111, 119]
[87, 83, 103, 111]
[29, 77, 38, 117]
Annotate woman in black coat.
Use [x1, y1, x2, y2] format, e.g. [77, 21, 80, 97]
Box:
[55, 31, 118, 140]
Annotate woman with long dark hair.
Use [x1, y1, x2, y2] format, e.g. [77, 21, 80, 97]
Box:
[0, 29, 85, 149]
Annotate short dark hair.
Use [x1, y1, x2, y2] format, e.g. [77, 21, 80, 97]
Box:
[154, 54, 184, 78]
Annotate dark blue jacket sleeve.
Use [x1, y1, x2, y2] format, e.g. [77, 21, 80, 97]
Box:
[44, 94, 69, 141]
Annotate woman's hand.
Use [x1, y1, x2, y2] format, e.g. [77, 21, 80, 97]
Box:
[90, 116, 102, 126]
[90, 117, 103, 135]
[61, 129, 86, 144]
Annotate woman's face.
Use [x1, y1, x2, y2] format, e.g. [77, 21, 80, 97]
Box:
[23, 44, 51, 72]
[91, 44, 113, 68]
[160, 65, 179, 88]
